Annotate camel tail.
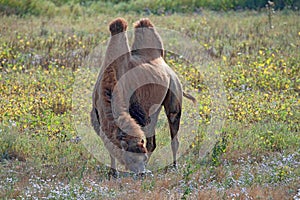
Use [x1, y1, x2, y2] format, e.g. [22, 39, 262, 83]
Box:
[183, 92, 197, 105]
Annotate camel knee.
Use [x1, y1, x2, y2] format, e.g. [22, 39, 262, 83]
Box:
[146, 136, 156, 153]
[146, 141, 156, 153]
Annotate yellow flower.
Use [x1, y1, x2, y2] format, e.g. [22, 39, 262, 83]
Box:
[191, 143, 195, 148]
[285, 84, 289, 89]
[222, 56, 227, 61]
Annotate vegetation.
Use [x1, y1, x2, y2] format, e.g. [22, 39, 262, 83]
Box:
[0, 2, 299, 200]
[0, 0, 300, 16]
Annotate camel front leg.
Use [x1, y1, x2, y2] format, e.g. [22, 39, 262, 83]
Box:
[108, 154, 118, 179]
[144, 107, 161, 163]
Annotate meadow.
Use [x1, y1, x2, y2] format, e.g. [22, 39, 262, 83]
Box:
[0, 6, 300, 200]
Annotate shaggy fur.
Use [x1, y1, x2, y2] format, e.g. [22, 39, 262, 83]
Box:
[91, 18, 147, 172]
[91, 18, 195, 175]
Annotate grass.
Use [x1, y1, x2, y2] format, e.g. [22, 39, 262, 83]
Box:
[0, 9, 300, 199]
[1, 0, 299, 17]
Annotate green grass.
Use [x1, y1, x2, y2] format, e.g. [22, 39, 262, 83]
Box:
[0, 9, 300, 199]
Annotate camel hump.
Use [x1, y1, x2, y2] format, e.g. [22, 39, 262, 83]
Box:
[109, 18, 128, 35]
[134, 18, 154, 28]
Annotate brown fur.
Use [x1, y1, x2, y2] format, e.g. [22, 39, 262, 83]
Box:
[109, 17, 128, 36]
[91, 18, 148, 175]
[91, 18, 195, 175]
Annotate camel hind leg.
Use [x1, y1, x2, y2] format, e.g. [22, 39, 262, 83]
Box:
[163, 90, 182, 168]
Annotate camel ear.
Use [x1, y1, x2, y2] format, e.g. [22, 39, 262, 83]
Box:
[120, 140, 128, 151]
